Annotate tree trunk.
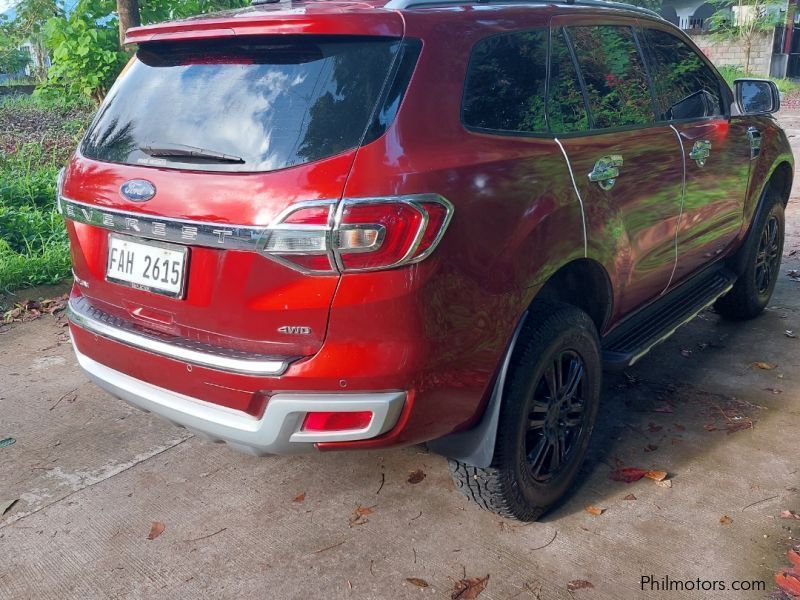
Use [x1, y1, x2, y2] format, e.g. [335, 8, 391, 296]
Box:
[745, 39, 751, 75]
[117, 0, 141, 49]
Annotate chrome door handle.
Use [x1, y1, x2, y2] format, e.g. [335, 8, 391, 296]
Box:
[588, 155, 623, 190]
[747, 127, 761, 159]
[688, 139, 711, 167]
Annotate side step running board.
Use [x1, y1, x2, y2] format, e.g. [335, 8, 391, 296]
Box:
[602, 267, 736, 370]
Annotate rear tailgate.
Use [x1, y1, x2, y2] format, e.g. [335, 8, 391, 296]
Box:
[63, 24, 405, 360]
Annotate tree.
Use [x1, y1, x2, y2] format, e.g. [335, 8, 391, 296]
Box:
[117, 0, 140, 47]
[708, 0, 783, 75]
[5, 0, 61, 81]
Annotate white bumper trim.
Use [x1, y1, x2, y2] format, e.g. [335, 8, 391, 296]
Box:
[74, 347, 406, 456]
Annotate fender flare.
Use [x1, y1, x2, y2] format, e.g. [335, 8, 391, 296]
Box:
[427, 310, 528, 468]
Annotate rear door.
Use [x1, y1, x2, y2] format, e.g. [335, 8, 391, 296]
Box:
[62, 34, 409, 359]
[553, 22, 684, 317]
[639, 25, 750, 286]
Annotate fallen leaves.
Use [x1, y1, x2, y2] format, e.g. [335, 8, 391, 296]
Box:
[451, 574, 489, 599]
[609, 467, 649, 483]
[751, 361, 777, 370]
[647, 423, 663, 433]
[719, 515, 732, 525]
[780, 510, 800, 520]
[147, 521, 165, 540]
[407, 469, 426, 484]
[2, 294, 67, 324]
[775, 550, 800, 597]
[566, 580, 594, 592]
[655, 479, 672, 489]
[0, 498, 18, 515]
[292, 492, 305, 503]
[349, 505, 374, 527]
[609, 467, 667, 483]
[584, 505, 605, 516]
[406, 577, 429, 588]
[643, 444, 658, 453]
[624, 494, 637, 501]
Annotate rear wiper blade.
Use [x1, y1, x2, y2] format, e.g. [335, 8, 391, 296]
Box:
[141, 142, 245, 164]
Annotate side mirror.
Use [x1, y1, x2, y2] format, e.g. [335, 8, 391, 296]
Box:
[734, 78, 780, 115]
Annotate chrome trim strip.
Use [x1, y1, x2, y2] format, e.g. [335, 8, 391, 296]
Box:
[67, 296, 291, 375]
[663, 124, 687, 294]
[554, 138, 588, 258]
[60, 196, 269, 251]
[73, 345, 406, 456]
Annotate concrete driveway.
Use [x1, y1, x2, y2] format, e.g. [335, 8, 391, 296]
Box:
[2, 123, 799, 600]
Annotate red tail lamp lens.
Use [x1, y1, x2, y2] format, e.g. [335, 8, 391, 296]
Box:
[337, 202, 423, 270]
[302, 411, 373, 432]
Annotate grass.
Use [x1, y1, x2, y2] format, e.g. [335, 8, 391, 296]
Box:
[0, 93, 93, 292]
[717, 65, 800, 95]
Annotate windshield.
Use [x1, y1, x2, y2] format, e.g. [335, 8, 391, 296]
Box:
[81, 36, 402, 172]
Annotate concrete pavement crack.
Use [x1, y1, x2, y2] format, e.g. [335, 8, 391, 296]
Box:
[0, 435, 193, 530]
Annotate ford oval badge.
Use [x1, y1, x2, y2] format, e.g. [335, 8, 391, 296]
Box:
[120, 179, 156, 202]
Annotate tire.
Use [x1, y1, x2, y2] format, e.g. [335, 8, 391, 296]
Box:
[715, 190, 785, 321]
[449, 301, 601, 521]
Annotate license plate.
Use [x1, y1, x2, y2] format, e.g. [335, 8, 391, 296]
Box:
[106, 234, 188, 298]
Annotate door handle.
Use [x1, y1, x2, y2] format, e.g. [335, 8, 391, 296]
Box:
[747, 127, 761, 159]
[588, 155, 623, 190]
[688, 140, 711, 167]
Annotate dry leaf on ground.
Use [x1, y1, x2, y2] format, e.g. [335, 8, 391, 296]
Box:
[406, 577, 429, 588]
[787, 550, 800, 568]
[719, 515, 732, 525]
[147, 521, 165, 540]
[624, 494, 637, 501]
[655, 479, 672, 488]
[452, 574, 489, 600]
[407, 469, 426, 484]
[644, 470, 668, 482]
[609, 467, 649, 483]
[349, 505, 374, 526]
[752, 361, 777, 370]
[0, 498, 18, 515]
[567, 580, 594, 592]
[293, 492, 305, 503]
[644, 444, 658, 452]
[584, 505, 604, 516]
[780, 510, 800, 520]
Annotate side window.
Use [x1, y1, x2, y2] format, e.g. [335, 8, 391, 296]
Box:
[462, 30, 548, 133]
[548, 29, 589, 133]
[641, 28, 723, 121]
[566, 25, 655, 129]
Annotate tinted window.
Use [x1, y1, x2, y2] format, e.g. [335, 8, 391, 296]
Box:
[82, 37, 402, 172]
[641, 28, 723, 120]
[548, 29, 589, 133]
[567, 26, 654, 129]
[462, 30, 548, 133]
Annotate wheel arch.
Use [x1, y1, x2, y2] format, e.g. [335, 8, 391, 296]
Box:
[428, 258, 612, 467]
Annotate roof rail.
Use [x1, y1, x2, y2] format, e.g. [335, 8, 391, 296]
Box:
[383, 0, 662, 19]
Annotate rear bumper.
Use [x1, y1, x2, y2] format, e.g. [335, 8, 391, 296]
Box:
[73, 343, 406, 456]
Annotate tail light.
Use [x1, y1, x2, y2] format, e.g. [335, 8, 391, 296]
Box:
[259, 194, 453, 274]
[302, 411, 373, 432]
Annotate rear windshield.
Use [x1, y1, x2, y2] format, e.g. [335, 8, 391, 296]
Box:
[81, 37, 402, 172]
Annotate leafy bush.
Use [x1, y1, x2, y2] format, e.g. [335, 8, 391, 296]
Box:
[717, 64, 800, 95]
[0, 95, 92, 292]
[39, 0, 127, 104]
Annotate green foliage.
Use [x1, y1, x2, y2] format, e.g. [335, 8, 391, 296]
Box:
[717, 64, 800, 94]
[0, 94, 92, 291]
[39, 0, 127, 103]
[707, 0, 783, 74]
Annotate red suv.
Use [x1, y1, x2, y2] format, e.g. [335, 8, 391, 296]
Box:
[61, 0, 793, 520]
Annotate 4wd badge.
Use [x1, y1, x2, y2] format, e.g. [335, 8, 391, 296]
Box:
[278, 325, 311, 335]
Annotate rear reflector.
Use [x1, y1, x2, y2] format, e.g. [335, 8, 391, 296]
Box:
[302, 411, 373, 432]
[259, 194, 453, 274]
